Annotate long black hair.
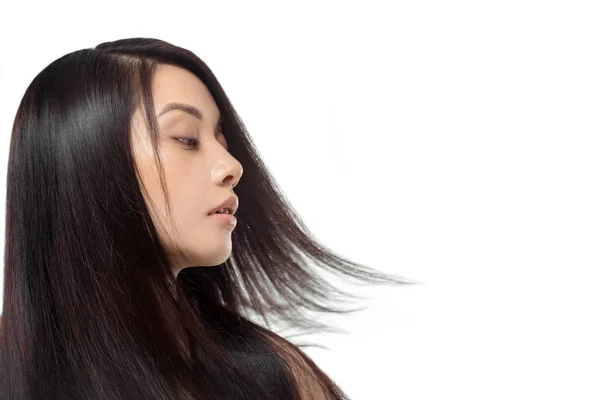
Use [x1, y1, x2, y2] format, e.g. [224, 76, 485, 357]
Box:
[0, 37, 415, 399]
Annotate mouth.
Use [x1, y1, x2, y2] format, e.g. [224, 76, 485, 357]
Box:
[211, 211, 237, 227]
[211, 208, 233, 215]
[208, 195, 239, 216]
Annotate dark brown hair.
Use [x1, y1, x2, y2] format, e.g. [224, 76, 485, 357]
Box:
[0, 37, 414, 399]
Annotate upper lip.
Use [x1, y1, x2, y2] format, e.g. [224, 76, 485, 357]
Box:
[209, 195, 239, 215]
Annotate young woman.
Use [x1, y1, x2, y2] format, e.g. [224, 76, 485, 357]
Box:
[0, 37, 412, 399]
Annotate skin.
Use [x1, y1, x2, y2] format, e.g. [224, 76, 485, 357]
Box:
[130, 64, 244, 278]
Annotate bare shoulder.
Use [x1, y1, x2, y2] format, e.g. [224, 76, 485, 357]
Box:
[262, 332, 330, 400]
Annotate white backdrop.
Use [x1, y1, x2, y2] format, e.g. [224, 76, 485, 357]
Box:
[1, 1, 599, 398]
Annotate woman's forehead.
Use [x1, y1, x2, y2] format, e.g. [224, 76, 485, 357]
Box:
[152, 64, 219, 121]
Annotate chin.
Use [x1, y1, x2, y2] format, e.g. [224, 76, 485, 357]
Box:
[185, 247, 233, 268]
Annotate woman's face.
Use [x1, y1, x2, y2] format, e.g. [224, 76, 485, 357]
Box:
[131, 64, 243, 276]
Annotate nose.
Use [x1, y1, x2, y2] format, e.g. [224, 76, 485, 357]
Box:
[212, 158, 243, 189]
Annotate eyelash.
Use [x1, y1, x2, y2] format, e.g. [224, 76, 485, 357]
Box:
[177, 120, 225, 149]
[177, 137, 199, 148]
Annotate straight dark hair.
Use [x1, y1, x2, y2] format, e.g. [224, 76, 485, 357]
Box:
[0, 37, 415, 399]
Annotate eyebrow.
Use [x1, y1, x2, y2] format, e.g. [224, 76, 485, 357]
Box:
[157, 102, 221, 124]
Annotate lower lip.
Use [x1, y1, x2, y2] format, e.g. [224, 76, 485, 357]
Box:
[211, 212, 237, 226]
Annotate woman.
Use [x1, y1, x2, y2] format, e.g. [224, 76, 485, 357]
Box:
[0, 37, 412, 399]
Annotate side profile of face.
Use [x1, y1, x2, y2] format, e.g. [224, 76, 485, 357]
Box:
[130, 64, 243, 276]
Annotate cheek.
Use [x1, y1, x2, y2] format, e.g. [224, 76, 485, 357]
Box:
[155, 150, 214, 239]
[164, 171, 211, 230]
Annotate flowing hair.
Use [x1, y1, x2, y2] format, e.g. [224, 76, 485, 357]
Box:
[0, 37, 415, 399]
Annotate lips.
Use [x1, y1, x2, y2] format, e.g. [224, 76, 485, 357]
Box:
[208, 195, 239, 216]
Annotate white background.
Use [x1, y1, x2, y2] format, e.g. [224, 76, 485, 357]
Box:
[1, 1, 599, 398]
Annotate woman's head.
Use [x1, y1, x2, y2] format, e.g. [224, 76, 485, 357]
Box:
[131, 63, 243, 275]
[0, 37, 412, 399]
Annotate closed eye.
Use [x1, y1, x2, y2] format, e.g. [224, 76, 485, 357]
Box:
[176, 134, 228, 151]
[177, 138, 198, 148]
[174, 118, 226, 150]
